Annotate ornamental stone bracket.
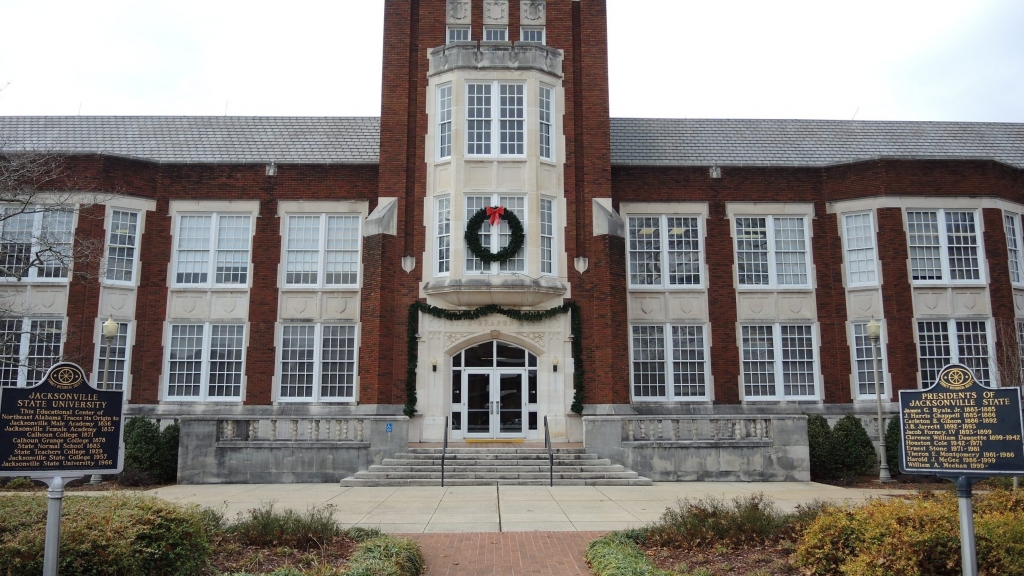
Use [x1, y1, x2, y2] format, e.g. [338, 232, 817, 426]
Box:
[428, 43, 563, 78]
[521, 0, 546, 25]
[423, 276, 566, 307]
[363, 197, 398, 237]
[593, 198, 625, 237]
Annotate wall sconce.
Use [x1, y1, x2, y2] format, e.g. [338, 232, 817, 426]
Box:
[401, 256, 416, 273]
[431, 358, 437, 372]
[552, 357, 559, 372]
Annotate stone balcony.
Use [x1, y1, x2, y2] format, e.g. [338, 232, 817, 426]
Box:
[428, 41, 563, 78]
[423, 276, 567, 307]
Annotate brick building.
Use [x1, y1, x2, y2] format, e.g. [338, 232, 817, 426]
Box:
[2, 0, 1024, 482]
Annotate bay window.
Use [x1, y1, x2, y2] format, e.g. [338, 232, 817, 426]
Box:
[465, 194, 526, 274]
[466, 81, 525, 157]
[438, 84, 453, 160]
[436, 197, 452, 275]
[539, 85, 554, 160]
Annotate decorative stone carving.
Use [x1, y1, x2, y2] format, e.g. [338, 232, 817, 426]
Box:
[447, 0, 471, 24]
[521, 0, 545, 24]
[516, 332, 546, 347]
[483, 0, 508, 24]
[445, 332, 476, 348]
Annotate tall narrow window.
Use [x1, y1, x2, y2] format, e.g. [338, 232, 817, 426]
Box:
[0, 206, 74, 281]
[165, 323, 244, 400]
[780, 325, 815, 397]
[499, 84, 525, 156]
[465, 196, 491, 273]
[437, 197, 451, 274]
[438, 85, 453, 160]
[631, 325, 666, 398]
[95, 321, 130, 391]
[539, 85, 553, 160]
[279, 324, 357, 402]
[774, 217, 808, 286]
[916, 320, 992, 387]
[628, 215, 702, 288]
[843, 212, 877, 286]
[498, 195, 526, 272]
[1005, 213, 1023, 285]
[0, 319, 65, 387]
[735, 216, 810, 288]
[540, 198, 554, 274]
[907, 209, 982, 283]
[105, 210, 139, 283]
[207, 325, 244, 398]
[735, 217, 769, 286]
[466, 194, 526, 274]
[467, 84, 492, 155]
[853, 322, 885, 396]
[174, 214, 252, 287]
[284, 214, 360, 288]
[742, 324, 818, 400]
[671, 325, 707, 398]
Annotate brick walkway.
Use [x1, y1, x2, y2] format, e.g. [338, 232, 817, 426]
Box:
[407, 532, 605, 575]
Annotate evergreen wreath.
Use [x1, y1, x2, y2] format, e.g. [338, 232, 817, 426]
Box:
[405, 301, 584, 417]
[464, 206, 525, 263]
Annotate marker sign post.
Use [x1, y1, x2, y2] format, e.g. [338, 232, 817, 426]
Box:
[899, 363, 1024, 576]
[0, 362, 125, 576]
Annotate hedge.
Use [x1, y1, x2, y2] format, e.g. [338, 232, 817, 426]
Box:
[808, 414, 878, 482]
[121, 416, 179, 485]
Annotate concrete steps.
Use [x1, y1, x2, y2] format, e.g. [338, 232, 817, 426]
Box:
[340, 447, 653, 487]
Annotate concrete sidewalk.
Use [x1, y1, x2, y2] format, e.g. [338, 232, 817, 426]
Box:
[145, 482, 910, 533]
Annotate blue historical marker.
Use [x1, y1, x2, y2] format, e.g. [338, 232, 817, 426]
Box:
[899, 363, 1024, 576]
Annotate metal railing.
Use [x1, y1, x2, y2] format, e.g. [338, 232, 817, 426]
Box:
[441, 416, 449, 487]
[544, 415, 553, 487]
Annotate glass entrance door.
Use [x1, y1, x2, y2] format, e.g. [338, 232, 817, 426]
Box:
[497, 372, 525, 437]
[463, 370, 525, 438]
[465, 372, 491, 436]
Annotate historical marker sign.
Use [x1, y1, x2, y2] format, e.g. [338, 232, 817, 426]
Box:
[899, 363, 1024, 476]
[0, 362, 125, 477]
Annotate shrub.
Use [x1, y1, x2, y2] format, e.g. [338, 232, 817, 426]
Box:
[343, 535, 424, 576]
[884, 415, 901, 476]
[2, 476, 36, 490]
[156, 422, 180, 483]
[0, 494, 217, 576]
[228, 503, 341, 549]
[831, 414, 878, 480]
[585, 532, 673, 576]
[645, 494, 790, 549]
[121, 417, 179, 485]
[807, 414, 835, 481]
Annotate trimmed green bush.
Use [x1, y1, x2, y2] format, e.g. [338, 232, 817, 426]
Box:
[808, 414, 879, 482]
[121, 416, 179, 485]
[0, 494, 218, 576]
[227, 503, 341, 549]
[585, 532, 673, 576]
[885, 415, 901, 476]
[343, 535, 424, 576]
[807, 414, 835, 481]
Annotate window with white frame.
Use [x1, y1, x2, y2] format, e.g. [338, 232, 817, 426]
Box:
[628, 215, 702, 288]
[283, 214, 360, 288]
[539, 85, 554, 161]
[279, 324, 357, 401]
[735, 216, 810, 288]
[484, 26, 507, 41]
[465, 194, 526, 273]
[540, 198, 554, 275]
[1005, 212, 1024, 285]
[916, 319, 992, 387]
[907, 209, 982, 283]
[437, 84, 453, 160]
[1016, 320, 1024, 385]
[104, 209, 139, 284]
[0, 318, 63, 387]
[95, 321, 130, 391]
[741, 324, 818, 399]
[447, 26, 470, 43]
[852, 322, 887, 396]
[521, 27, 545, 43]
[630, 324, 709, 400]
[466, 81, 525, 157]
[174, 214, 252, 287]
[165, 323, 244, 400]
[436, 197, 451, 275]
[843, 212, 878, 286]
[1, 206, 74, 281]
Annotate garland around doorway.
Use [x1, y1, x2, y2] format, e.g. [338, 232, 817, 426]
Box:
[405, 301, 584, 417]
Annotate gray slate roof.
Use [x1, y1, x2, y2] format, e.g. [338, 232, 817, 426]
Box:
[611, 118, 1024, 168]
[2, 115, 1023, 169]
[0, 116, 380, 164]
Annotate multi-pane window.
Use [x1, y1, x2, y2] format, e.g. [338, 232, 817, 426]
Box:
[438, 84, 453, 160]
[1005, 213, 1023, 285]
[284, 214, 360, 287]
[105, 210, 139, 284]
[539, 85, 554, 160]
[447, 26, 470, 43]
[843, 212, 878, 286]
[1017, 320, 1024, 386]
[165, 323, 245, 400]
[521, 27, 545, 43]
[916, 320, 992, 387]
[630, 324, 708, 400]
[465, 194, 526, 274]
[907, 209, 982, 283]
[466, 82, 525, 157]
[852, 322, 887, 396]
[735, 216, 809, 288]
[0, 206, 74, 281]
[436, 197, 451, 275]
[279, 324, 357, 401]
[628, 215, 702, 288]
[174, 214, 252, 287]
[540, 198, 554, 275]
[95, 321, 130, 391]
[484, 26, 507, 41]
[0, 318, 63, 387]
[741, 324, 818, 399]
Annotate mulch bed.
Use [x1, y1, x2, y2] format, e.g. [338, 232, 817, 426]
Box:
[208, 536, 357, 575]
[645, 543, 798, 576]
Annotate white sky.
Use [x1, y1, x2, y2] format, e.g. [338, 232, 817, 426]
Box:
[0, 0, 1022, 122]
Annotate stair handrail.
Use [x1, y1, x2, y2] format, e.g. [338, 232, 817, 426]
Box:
[544, 415, 553, 487]
[441, 416, 448, 487]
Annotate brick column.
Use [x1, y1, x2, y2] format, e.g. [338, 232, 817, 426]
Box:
[983, 207, 1017, 385]
[813, 207, 853, 403]
[876, 207, 918, 393]
[707, 200, 741, 404]
[244, 202, 280, 405]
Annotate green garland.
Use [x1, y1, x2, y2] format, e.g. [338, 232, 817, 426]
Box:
[464, 207, 525, 263]
[404, 301, 584, 417]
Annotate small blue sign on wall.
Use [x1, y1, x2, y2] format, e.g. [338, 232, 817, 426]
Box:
[386, 422, 393, 433]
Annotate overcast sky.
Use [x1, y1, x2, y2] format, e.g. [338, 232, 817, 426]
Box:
[0, 0, 1021, 122]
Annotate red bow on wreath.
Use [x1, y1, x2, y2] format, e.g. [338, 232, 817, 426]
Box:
[486, 206, 505, 226]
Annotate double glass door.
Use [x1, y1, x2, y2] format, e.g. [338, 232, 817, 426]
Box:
[464, 370, 526, 438]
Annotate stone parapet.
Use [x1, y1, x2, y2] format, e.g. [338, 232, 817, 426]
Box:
[428, 42, 563, 78]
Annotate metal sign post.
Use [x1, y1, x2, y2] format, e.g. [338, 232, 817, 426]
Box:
[0, 362, 125, 576]
[899, 364, 1024, 576]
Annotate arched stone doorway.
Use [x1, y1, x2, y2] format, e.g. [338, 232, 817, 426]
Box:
[450, 340, 538, 439]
